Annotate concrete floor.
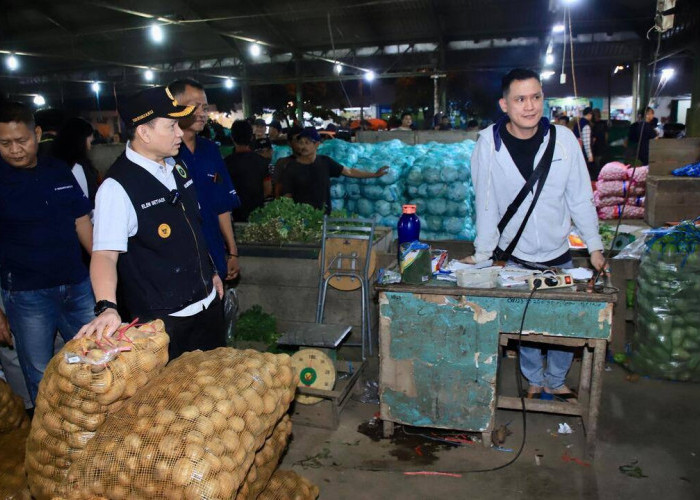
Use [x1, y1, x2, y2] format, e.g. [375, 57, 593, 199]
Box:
[279, 358, 700, 500]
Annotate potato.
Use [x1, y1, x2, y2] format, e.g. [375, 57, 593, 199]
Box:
[179, 405, 200, 421]
[158, 434, 182, 458]
[171, 457, 195, 486]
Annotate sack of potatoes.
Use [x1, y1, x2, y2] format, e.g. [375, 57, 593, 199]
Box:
[25, 320, 169, 500]
[0, 378, 27, 434]
[63, 347, 296, 499]
[257, 469, 320, 500]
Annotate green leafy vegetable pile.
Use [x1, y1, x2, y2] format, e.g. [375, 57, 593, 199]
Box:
[240, 197, 351, 244]
[632, 219, 700, 381]
[235, 305, 279, 347]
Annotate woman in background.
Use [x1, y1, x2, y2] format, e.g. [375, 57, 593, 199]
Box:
[53, 117, 100, 205]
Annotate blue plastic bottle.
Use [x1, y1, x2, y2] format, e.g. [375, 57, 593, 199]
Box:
[397, 204, 420, 246]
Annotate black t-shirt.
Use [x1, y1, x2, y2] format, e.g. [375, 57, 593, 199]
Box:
[501, 122, 545, 180]
[224, 151, 269, 222]
[628, 121, 657, 165]
[281, 155, 344, 214]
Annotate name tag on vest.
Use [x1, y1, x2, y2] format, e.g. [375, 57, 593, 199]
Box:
[141, 197, 166, 209]
[184, 179, 193, 188]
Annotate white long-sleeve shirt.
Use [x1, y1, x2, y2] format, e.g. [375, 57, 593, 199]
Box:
[471, 120, 603, 264]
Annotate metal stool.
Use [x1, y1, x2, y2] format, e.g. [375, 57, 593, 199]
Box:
[316, 216, 376, 360]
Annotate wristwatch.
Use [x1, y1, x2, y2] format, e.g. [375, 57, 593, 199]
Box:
[94, 300, 118, 316]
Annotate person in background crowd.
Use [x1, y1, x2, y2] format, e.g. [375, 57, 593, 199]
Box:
[77, 86, 226, 360]
[225, 120, 271, 222]
[169, 78, 240, 282]
[465, 119, 480, 141]
[573, 107, 596, 180]
[254, 136, 273, 163]
[591, 108, 608, 171]
[0, 102, 95, 404]
[35, 107, 66, 157]
[625, 107, 658, 166]
[273, 125, 303, 198]
[556, 115, 570, 129]
[397, 112, 414, 131]
[253, 118, 267, 140]
[335, 116, 352, 141]
[268, 120, 284, 143]
[281, 127, 389, 214]
[53, 117, 100, 204]
[461, 68, 605, 401]
[436, 115, 452, 131]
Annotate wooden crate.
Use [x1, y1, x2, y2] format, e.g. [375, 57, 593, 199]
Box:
[645, 175, 700, 227]
[648, 138, 700, 176]
[290, 360, 364, 430]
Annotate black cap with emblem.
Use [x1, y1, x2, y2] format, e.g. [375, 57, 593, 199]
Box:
[119, 86, 195, 127]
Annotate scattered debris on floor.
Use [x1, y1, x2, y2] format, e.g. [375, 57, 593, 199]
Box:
[561, 451, 590, 467]
[491, 424, 512, 447]
[295, 448, 332, 468]
[619, 459, 648, 478]
[557, 422, 573, 434]
[535, 454, 543, 466]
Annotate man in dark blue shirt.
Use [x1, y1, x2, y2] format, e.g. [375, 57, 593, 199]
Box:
[170, 78, 241, 281]
[0, 102, 95, 403]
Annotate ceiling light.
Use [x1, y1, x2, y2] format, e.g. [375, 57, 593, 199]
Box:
[334, 62, 343, 74]
[249, 43, 261, 58]
[144, 69, 154, 81]
[541, 70, 555, 80]
[224, 78, 234, 89]
[6, 54, 18, 71]
[150, 24, 164, 43]
[545, 54, 555, 65]
[561, 0, 578, 4]
[661, 68, 675, 81]
[33, 95, 46, 106]
[364, 70, 375, 82]
[552, 24, 565, 33]
[91, 82, 100, 94]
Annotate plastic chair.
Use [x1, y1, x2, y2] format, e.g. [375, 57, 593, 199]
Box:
[316, 216, 376, 360]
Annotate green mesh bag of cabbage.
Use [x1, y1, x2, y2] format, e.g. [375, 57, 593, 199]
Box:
[632, 218, 700, 381]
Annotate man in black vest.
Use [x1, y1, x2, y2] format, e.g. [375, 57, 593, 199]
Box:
[77, 86, 225, 360]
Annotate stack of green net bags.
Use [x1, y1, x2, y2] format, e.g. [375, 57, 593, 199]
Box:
[272, 139, 477, 240]
[633, 219, 700, 381]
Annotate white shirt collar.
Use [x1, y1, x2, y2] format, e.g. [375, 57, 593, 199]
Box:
[125, 142, 175, 176]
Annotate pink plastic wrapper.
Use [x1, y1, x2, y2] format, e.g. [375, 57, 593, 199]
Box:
[594, 192, 645, 208]
[597, 162, 628, 181]
[626, 165, 648, 184]
[595, 179, 645, 198]
[597, 204, 645, 220]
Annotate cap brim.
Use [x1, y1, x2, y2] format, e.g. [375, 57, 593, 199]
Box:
[166, 105, 196, 119]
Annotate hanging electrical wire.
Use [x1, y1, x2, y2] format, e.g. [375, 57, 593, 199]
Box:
[327, 12, 353, 108]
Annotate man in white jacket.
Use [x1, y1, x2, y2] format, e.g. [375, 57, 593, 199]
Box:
[463, 68, 606, 400]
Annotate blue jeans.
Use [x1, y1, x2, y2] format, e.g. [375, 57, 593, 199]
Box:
[1, 277, 95, 403]
[509, 260, 574, 390]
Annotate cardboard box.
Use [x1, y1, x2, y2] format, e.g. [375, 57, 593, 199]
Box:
[645, 175, 700, 227]
[648, 138, 700, 176]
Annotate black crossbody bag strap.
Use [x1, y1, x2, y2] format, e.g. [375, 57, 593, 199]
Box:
[494, 125, 556, 262]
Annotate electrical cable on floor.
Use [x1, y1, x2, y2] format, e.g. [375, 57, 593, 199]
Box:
[414, 285, 540, 474]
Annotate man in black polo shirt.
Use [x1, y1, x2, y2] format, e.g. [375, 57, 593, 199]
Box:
[77, 86, 225, 360]
[0, 102, 95, 403]
[280, 127, 389, 213]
